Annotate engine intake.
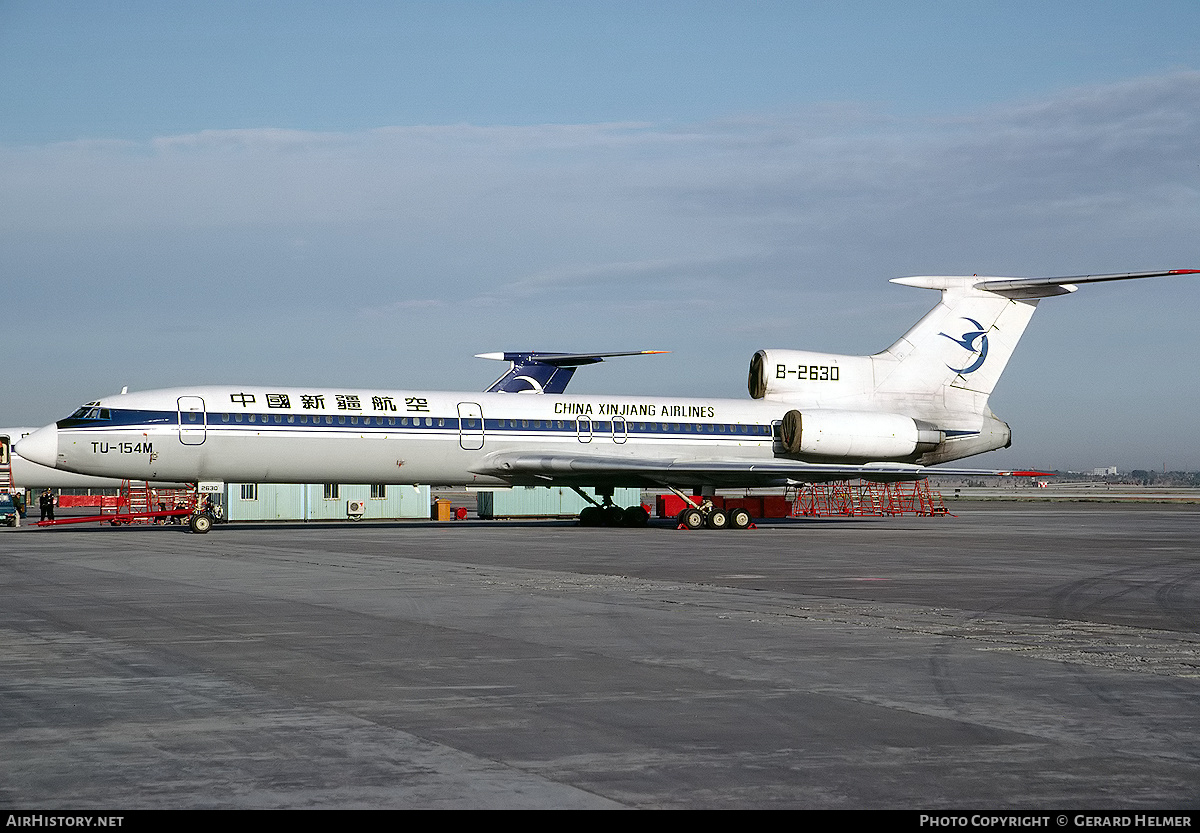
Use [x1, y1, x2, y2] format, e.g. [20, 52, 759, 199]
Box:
[749, 349, 873, 401]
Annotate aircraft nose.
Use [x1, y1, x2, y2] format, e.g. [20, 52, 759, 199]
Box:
[15, 424, 59, 468]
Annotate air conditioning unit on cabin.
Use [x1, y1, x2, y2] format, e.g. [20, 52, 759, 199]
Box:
[347, 500, 366, 516]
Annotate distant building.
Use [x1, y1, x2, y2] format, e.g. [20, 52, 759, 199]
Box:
[1092, 466, 1118, 476]
[225, 483, 431, 521]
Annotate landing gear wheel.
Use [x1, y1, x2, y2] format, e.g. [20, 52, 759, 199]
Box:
[678, 507, 705, 530]
[189, 513, 213, 534]
[622, 505, 650, 527]
[706, 508, 730, 530]
[602, 505, 626, 526]
[728, 507, 753, 529]
[579, 506, 604, 527]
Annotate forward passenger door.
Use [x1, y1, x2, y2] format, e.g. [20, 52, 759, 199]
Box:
[178, 396, 207, 446]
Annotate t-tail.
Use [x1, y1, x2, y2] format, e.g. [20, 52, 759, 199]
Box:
[749, 270, 1198, 464]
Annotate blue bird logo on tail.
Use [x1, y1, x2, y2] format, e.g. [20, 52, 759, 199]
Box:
[940, 317, 989, 374]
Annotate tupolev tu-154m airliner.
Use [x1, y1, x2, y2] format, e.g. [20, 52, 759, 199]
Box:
[17, 270, 1197, 532]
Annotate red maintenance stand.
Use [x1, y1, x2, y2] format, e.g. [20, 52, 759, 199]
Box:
[35, 481, 199, 527]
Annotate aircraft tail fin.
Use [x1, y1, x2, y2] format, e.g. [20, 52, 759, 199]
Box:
[871, 276, 1039, 413]
[873, 270, 1198, 414]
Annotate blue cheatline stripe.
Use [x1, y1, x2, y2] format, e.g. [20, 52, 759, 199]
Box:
[59, 408, 777, 441]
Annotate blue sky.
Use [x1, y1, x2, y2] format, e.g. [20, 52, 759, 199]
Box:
[2, 1, 1199, 470]
[4, 2, 1198, 140]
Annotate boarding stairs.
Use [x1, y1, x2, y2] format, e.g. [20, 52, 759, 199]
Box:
[0, 437, 12, 492]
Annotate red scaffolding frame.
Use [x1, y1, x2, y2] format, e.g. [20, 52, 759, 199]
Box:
[36, 481, 198, 527]
[792, 479, 949, 517]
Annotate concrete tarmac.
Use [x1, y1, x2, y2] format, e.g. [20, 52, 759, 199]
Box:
[2, 503, 1199, 809]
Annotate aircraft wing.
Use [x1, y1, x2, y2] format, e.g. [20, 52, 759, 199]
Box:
[471, 451, 1042, 489]
[478, 350, 668, 394]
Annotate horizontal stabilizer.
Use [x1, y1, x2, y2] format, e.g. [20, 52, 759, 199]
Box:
[893, 270, 1199, 300]
[975, 269, 1199, 299]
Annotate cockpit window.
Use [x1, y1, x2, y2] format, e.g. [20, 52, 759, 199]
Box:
[69, 402, 111, 420]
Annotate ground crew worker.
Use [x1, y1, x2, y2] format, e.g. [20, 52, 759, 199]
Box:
[39, 488, 55, 523]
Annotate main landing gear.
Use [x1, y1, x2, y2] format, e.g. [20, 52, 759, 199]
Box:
[578, 503, 650, 527]
[572, 486, 650, 527]
[675, 500, 753, 531]
[572, 486, 754, 530]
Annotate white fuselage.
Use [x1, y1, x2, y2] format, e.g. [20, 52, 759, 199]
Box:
[2, 428, 138, 489]
[43, 387, 779, 485]
[18, 384, 994, 488]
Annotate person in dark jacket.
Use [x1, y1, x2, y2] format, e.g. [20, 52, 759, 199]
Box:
[39, 489, 55, 522]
